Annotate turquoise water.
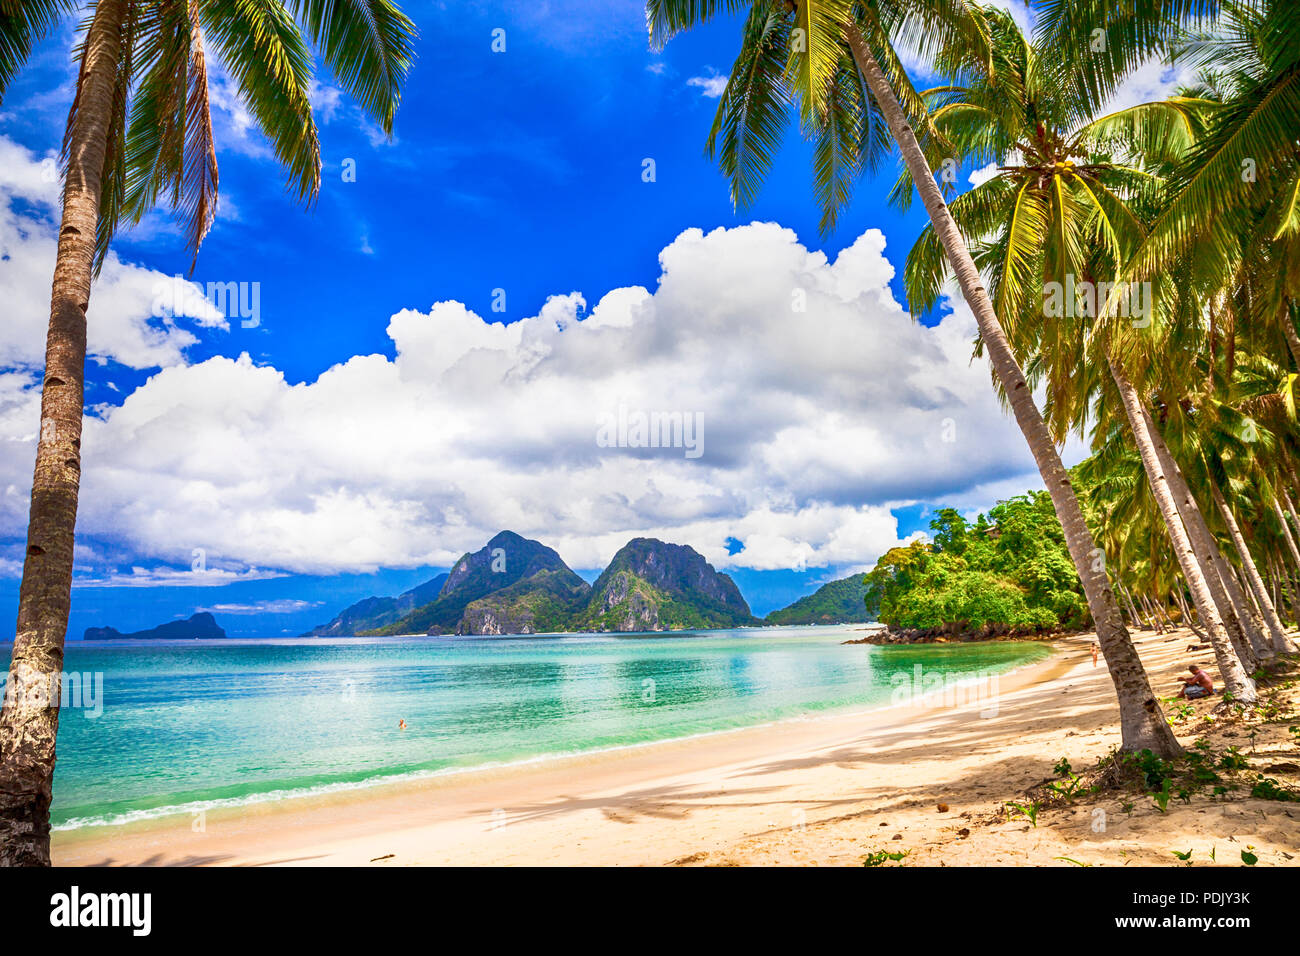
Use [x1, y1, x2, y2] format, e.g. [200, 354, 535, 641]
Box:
[1, 626, 1051, 830]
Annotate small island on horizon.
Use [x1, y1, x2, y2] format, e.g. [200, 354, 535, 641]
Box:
[83, 612, 227, 641]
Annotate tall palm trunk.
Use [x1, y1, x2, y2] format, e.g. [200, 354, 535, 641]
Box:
[1154, 599, 1176, 632]
[1107, 360, 1256, 701]
[1116, 582, 1133, 626]
[1273, 553, 1300, 625]
[1139, 407, 1264, 666]
[1149, 595, 1170, 632]
[1230, 563, 1270, 646]
[1121, 582, 1146, 629]
[0, 0, 126, 866]
[1175, 588, 1205, 639]
[1211, 482, 1294, 653]
[1274, 498, 1300, 574]
[844, 24, 1179, 756]
[1284, 491, 1300, 549]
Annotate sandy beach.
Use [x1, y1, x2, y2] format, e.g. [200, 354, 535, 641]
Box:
[52, 628, 1300, 866]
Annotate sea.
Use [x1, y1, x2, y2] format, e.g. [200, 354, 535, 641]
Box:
[0, 625, 1052, 831]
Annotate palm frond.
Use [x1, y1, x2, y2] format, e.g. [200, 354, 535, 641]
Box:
[285, 0, 417, 135]
[0, 0, 75, 100]
[706, 1, 791, 210]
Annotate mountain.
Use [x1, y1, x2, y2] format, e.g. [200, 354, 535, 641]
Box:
[370, 531, 588, 635]
[302, 572, 448, 637]
[85, 612, 226, 641]
[764, 575, 873, 625]
[572, 538, 759, 632]
[457, 568, 592, 635]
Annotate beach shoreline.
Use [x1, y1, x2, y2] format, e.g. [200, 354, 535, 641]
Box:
[51, 628, 1300, 866]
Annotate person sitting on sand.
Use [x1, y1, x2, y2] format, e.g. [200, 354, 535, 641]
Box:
[1176, 666, 1214, 700]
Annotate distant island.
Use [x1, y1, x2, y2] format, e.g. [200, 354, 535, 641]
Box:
[85, 612, 227, 641]
[304, 531, 866, 637]
[762, 575, 872, 626]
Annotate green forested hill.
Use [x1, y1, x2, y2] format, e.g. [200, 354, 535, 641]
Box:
[764, 575, 872, 625]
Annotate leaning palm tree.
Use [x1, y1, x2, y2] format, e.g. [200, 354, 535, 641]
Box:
[647, 0, 1183, 755]
[899, 5, 1261, 697]
[0, 0, 417, 866]
[1112, 0, 1299, 359]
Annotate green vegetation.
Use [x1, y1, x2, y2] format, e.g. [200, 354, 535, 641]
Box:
[458, 569, 593, 635]
[1004, 800, 1041, 827]
[861, 849, 910, 867]
[764, 575, 872, 625]
[571, 538, 760, 632]
[864, 494, 1087, 636]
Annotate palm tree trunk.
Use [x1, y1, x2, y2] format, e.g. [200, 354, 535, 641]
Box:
[1230, 563, 1270, 646]
[1283, 314, 1300, 368]
[844, 24, 1179, 756]
[1107, 360, 1255, 701]
[1116, 583, 1134, 626]
[1120, 583, 1145, 629]
[1230, 562, 1270, 649]
[1211, 482, 1294, 653]
[1154, 599, 1176, 632]
[0, 0, 126, 866]
[1175, 587, 1206, 639]
[1149, 595, 1170, 632]
[1139, 408, 1264, 666]
[1268, 558, 1285, 623]
[1273, 498, 1300, 575]
[1284, 490, 1300, 547]
[1271, 555, 1298, 626]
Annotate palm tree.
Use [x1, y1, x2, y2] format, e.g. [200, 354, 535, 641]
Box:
[1114, 0, 1299, 359]
[647, 0, 1182, 756]
[0, 0, 417, 866]
[900, 5, 1263, 698]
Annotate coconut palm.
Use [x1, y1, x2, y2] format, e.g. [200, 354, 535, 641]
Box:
[0, 0, 417, 866]
[647, 0, 1182, 755]
[899, 4, 1264, 697]
[1112, 0, 1300, 360]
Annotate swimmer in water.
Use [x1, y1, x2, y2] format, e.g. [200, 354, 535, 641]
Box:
[398, 719, 407, 730]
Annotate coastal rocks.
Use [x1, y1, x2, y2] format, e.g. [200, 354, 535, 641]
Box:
[842, 623, 1061, 645]
[457, 608, 535, 636]
[584, 571, 663, 631]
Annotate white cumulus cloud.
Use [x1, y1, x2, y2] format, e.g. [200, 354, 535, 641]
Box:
[0, 136, 226, 372]
[0, 220, 1053, 579]
[687, 74, 728, 98]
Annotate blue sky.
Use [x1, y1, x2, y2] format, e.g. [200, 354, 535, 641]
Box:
[0, 0, 1076, 636]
